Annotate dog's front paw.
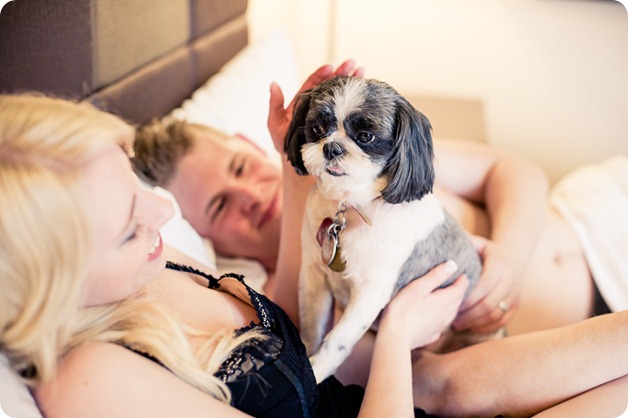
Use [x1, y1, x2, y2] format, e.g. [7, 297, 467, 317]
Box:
[300, 327, 320, 357]
[309, 352, 338, 384]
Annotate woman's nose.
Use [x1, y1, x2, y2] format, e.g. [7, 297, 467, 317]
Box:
[139, 189, 175, 231]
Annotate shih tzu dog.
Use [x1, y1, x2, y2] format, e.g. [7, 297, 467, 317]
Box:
[284, 76, 489, 383]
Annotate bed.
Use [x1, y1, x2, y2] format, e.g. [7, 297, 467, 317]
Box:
[0, 0, 301, 415]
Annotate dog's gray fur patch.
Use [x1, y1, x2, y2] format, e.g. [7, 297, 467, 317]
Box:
[393, 212, 481, 297]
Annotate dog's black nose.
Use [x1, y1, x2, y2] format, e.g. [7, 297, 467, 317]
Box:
[323, 142, 344, 160]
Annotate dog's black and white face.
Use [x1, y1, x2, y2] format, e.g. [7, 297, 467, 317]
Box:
[285, 76, 435, 205]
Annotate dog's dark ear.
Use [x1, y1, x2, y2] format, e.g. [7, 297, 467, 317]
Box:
[284, 91, 312, 175]
[381, 98, 435, 204]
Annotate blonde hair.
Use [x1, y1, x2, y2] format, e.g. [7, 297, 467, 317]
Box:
[0, 94, 236, 402]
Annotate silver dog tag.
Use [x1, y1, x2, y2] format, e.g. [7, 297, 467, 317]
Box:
[318, 218, 346, 272]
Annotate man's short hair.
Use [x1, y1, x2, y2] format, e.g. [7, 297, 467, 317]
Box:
[132, 119, 228, 187]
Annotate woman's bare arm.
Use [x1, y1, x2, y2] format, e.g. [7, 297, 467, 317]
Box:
[412, 310, 628, 417]
[35, 342, 251, 418]
[359, 263, 468, 418]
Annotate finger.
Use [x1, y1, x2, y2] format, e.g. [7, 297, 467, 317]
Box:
[298, 64, 334, 93]
[454, 297, 517, 332]
[458, 274, 498, 312]
[458, 282, 484, 312]
[284, 64, 335, 115]
[267, 82, 285, 128]
[418, 260, 461, 293]
[449, 273, 471, 297]
[458, 267, 501, 312]
[396, 261, 460, 302]
[469, 234, 488, 254]
[434, 274, 470, 308]
[470, 308, 515, 334]
[333, 59, 356, 76]
[350, 66, 365, 78]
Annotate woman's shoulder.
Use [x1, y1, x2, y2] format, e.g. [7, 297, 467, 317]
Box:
[34, 342, 164, 417]
[35, 342, 247, 418]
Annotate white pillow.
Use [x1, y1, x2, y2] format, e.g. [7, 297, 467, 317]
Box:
[0, 354, 43, 418]
[171, 28, 300, 160]
[167, 29, 300, 289]
[152, 186, 217, 269]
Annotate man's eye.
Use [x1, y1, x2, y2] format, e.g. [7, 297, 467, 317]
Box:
[215, 198, 225, 214]
[312, 124, 326, 137]
[356, 132, 375, 144]
[235, 163, 244, 177]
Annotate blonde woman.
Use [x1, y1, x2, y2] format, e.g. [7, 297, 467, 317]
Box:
[0, 66, 467, 417]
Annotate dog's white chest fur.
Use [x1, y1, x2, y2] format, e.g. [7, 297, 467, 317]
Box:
[309, 189, 444, 303]
[299, 187, 446, 382]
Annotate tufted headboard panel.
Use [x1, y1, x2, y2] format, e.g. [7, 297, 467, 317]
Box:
[0, 0, 248, 125]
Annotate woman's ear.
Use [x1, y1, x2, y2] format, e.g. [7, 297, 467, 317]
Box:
[381, 98, 435, 204]
[284, 92, 312, 175]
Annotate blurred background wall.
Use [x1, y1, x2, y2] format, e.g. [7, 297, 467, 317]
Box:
[247, 0, 628, 183]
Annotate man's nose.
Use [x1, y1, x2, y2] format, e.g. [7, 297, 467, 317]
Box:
[235, 184, 260, 215]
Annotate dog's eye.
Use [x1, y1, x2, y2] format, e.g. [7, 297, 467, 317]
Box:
[312, 124, 326, 137]
[356, 132, 375, 144]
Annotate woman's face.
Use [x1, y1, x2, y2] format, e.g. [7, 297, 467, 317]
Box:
[79, 144, 175, 306]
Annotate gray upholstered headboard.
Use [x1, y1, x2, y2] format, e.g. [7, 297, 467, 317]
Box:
[0, 0, 248, 125]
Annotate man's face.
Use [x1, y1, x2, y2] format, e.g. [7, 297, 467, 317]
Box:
[167, 132, 283, 267]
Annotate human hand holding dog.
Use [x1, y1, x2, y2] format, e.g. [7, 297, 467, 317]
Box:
[380, 261, 470, 350]
[359, 262, 468, 417]
[452, 235, 521, 333]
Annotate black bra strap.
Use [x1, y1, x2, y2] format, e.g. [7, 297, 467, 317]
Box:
[165, 261, 248, 290]
[165, 261, 221, 289]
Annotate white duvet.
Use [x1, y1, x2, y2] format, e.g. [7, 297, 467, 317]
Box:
[550, 155, 628, 312]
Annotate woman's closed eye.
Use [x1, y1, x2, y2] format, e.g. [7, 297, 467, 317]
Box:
[121, 222, 147, 245]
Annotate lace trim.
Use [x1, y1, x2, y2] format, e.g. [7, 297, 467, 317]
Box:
[216, 327, 283, 383]
[164, 261, 282, 383]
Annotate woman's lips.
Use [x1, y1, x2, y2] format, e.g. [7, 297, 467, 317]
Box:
[148, 233, 163, 261]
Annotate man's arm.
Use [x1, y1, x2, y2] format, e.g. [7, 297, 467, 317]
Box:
[433, 138, 550, 332]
